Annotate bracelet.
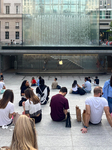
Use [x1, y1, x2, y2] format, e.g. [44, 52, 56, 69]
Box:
[84, 126, 87, 128]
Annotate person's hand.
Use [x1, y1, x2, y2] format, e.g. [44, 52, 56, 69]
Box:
[22, 101, 25, 107]
[82, 84, 84, 87]
[81, 128, 87, 133]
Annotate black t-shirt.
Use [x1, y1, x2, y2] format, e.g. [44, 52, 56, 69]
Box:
[36, 85, 50, 100]
[21, 86, 30, 96]
[88, 79, 91, 83]
[94, 79, 99, 84]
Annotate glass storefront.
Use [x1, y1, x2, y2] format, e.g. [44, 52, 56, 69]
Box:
[23, 0, 99, 46]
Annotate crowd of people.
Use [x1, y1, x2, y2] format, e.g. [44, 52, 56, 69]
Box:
[1, 74, 112, 149]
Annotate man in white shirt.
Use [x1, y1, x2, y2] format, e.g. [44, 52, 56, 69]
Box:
[82, 77, 91, 93]
[81, 86, 112, 133]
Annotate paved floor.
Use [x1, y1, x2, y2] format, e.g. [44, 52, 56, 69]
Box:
[0, 73, 112, 150]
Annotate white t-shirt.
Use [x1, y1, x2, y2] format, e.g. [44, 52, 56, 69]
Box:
[0, 102, 14, 126]
[0, 82, 5, 90]
[85, 96, 108, 124]
[72, 85, 78, 92]
[25, 99, 42, 117]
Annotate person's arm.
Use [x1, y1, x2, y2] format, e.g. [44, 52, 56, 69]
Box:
[81, 105, 90, 133]
[63, 109, 68, 115]
[104, 106, 112, 127]
[9, 112, 15, 119]
[3, 85, 6, 89]
[77, 84, 81, 88]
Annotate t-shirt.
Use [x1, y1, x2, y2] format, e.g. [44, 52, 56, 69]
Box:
[0, 82, 5, 90]
[25, 99, 42, 117]
[50, 94, 69, 121]
[85, 96, 108, 124]
[84, 81, 91, 91]
[94, 79, 99, 85]
[36, 85, 50, 101]
[52, 81, 58, 89]
[21, 86, 30, 96]
[0, 102, 14, 126]
[72, 85, 78, 92]
[88, 79, 91, 83]
[32, 79, 36, 84]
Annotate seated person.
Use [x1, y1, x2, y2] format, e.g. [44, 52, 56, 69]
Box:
[0, 79, 6, 94]
[81, 86, 112, 133]
[82, 77, 91, 93]
[50, 87, 69, 121]
[94, 76, 99, 86]
[36, 78, 50, 105]
[10, 115, 38, 150]
[19, 80, 31, 106]
[88, 77, 91, 83]
[31, 77, 36, 86]
[0, 73, 4, 80]
[70, 80, 80, 94]
[0, 90, 15, 126]
[51, 78, 61, 89]
[23, 89, 42, 123]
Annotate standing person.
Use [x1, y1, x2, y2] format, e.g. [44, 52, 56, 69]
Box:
[0, 89, 15, 126]
[81, 87, 112, 133]
[31, 77, 36, 86]
[103, 75, 112, 113]
[10, 115, 38, 150]
[19, 80, 31, 106]
[94, 76, 99, 86]
[82, 77, 91, 93]
[50, 87, 69, 121]
[37, 76, 42, 86]
[11, 40, 13, 45]
[51, 78, 61, 89]
[0, 79, 6, 94]
[36, 78, 50, 105]
[23, 89, 42, 123]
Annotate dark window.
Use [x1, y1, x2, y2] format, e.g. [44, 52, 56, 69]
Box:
[15, 32, 19, 39]
[100, 23, 109, 25]
[6, 6, 10, 14]
[5, 32, 9, 39]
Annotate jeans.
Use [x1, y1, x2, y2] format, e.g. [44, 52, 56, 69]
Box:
[72, 90, 79, 94]
[108, 97, 112, 113]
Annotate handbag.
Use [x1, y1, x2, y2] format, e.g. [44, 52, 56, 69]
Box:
[76, 106, 81, 122]
[65, 112, 71, 128]
[13, 113, 21, 125]
[0, 146, 10, 150]
[78, 87, 86, 95]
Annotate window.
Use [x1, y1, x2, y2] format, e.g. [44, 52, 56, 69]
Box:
[16, 6, 19, 14]
[100, 0, 103, 6]
[15, 22, 19, 29]
[5, 22, 9, 29]
[15, 32, 19, 39]
[5, 32, 9, 39]
[6, 6, 10, 14]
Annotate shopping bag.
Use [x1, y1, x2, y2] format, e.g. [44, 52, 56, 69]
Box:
[76, 106, 81, 122]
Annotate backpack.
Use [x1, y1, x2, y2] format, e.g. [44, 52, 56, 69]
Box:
[38, 86, 48, 105]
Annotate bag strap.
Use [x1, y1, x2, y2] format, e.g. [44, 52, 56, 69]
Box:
[38, 86, 43, 95]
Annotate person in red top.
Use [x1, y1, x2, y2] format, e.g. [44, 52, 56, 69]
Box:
[50, 87, 69, 121]
[31, 77, 36, 86]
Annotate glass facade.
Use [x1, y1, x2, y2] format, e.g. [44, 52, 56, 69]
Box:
[23, 0, 99, 46]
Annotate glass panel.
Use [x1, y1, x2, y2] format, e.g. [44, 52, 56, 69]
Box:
[23, 0, 99, 46]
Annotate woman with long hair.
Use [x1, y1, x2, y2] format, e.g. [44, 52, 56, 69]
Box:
[10, 115, 38, 150]
[0, 89, 15, 126]
[103, 75, 112, 113]
[70, 80, 80, 94]
[19, 80, 31, 106]
[24, 88, 42, 123]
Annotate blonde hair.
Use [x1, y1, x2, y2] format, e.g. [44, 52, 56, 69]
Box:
[10, 115, 38, 150]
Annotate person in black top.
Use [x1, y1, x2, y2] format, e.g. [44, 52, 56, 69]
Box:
[94, 76, 99, 85]
[0, 73, 4, 80]
[88, 77, 91, 83]
[19, 80, 30, 106]
[36, 78, 50, 105]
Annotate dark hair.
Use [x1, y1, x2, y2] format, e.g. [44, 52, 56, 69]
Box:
[20, 80, 27, 90]
[0, 89, 14, 109]
[95, 76, 98, 79]
[40, 79, 45, 86]
[32, 77, 35, 80]
[60, 87, 67, 93]
[110, 75, 112, 87]
[85, 77, 88, 81]
[39, 76, 41, 80]
[88, 77, 90, 79]
[94, 86, 102, 95]
[72, 80, 77, 88]
[55, 78, 57, 81]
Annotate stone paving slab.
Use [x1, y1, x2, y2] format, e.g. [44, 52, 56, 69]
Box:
[0, 73, 112, 149]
